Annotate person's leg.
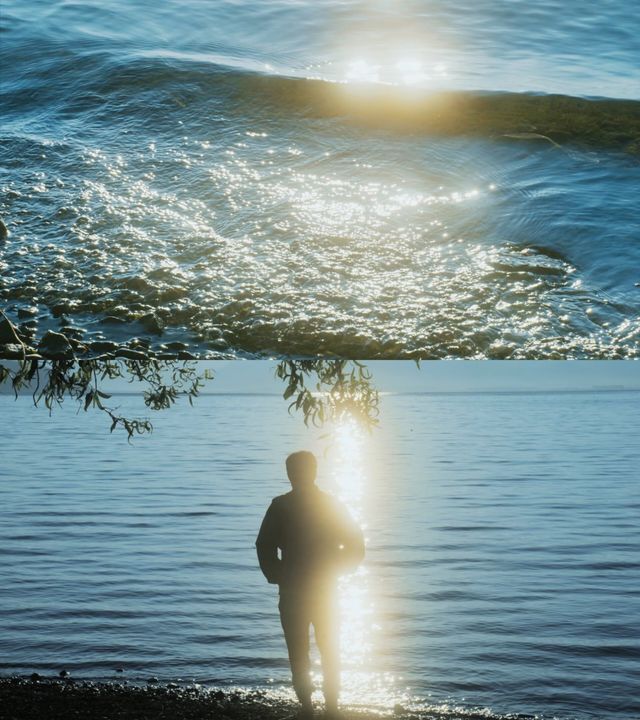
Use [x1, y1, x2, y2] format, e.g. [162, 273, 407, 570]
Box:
[312, 591, 340, 715]
[279, 592, 313, 711]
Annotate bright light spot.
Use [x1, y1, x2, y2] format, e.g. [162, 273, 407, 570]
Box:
[345, 59, 380, 84]
[341, 48, 446, 89]
[395, 58, 428, 86]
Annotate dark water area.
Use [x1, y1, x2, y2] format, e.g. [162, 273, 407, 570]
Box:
[1, 390, 639, 719]
[1, 1, 640, 358]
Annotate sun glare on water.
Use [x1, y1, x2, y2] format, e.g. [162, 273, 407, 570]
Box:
[342, 45, 448, 91]
[335, 44, 451, 125]
[330, 415, 366, 510]
[345, 56, 437, 88]
[314, 416, 398, 708]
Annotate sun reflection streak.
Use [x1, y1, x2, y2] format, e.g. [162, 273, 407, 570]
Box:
[313, 416, 396, 707]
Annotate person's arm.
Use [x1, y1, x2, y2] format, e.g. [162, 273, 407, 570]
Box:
[256, 501, 282, 584]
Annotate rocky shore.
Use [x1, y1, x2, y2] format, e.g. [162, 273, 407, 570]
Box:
[0, 677, 409, 720]
[0, 309, 201, 362]
[0, 676, 536, 720]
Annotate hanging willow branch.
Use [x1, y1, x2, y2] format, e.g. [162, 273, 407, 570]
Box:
[1, 310, 380, 436]
[0, 355, 212, 439]
[275, 359, 379, 430]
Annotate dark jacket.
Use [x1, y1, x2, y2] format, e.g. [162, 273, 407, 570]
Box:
[256, 485, 365, 591]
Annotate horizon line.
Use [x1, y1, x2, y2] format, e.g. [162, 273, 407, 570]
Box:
[3, 387, 633, 398]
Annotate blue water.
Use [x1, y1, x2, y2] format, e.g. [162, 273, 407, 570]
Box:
[1, 1, 640, 358]
[1, 388, 639, 719]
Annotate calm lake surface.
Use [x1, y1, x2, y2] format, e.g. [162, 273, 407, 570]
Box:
[2, 0, 640, 358]
[1, 389, 639, 719]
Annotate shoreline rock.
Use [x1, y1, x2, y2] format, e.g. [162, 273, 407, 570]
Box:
[0, 677, 425, 720]
[0, 311, 200, 362]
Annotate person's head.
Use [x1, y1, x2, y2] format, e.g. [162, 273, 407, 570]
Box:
[286, 450, 317, 490]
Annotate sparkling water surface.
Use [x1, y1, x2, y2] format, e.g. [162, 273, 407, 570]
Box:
[1, 1, 640, 358]
[1, 389, 639, 719]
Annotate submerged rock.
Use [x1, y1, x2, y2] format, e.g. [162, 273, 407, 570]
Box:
[100, 315, 129, 325]
[139, 312, 165, 335]
[0, 318, 20, 344]
[89, 340, 120, 354]
[128, 337, 151, 350]
[0, 217, 8, 240]
[38, 330, 74, 359]
[114, 348, 148, 361]
[59, 326, 85, 339]
[0, 343, 29, 358]
[17, 306, 38, 319]
[51, 302, 73, 318]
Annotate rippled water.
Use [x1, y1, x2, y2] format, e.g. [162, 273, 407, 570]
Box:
[1, 389, 639, 719]
[1, 1, 639, 358]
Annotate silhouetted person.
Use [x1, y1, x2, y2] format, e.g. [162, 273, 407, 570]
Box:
[256, 451, 365, 720]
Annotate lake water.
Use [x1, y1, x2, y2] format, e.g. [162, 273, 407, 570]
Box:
[1, 0, 640, 359]
[1, 389, 639, 719]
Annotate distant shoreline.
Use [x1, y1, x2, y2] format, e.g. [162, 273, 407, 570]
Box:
[2, 387, 639, 398]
